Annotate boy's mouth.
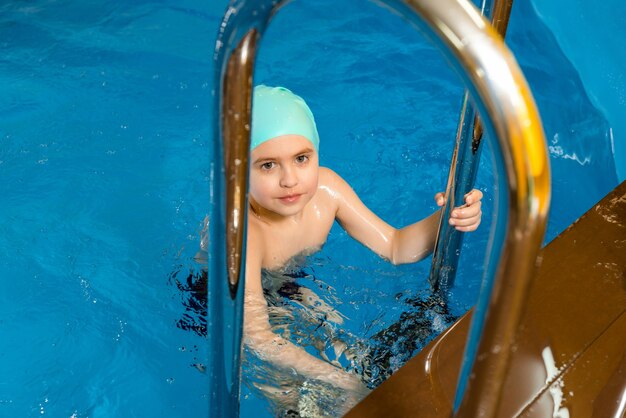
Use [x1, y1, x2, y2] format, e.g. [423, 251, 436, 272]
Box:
[278, 193, 302, 204]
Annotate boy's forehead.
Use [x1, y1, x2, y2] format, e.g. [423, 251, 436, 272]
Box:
[251, 135, 315, 157]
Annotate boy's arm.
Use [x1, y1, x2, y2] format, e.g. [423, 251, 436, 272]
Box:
[243, 222, 368, 394]
[389, 189, 483, 263]
[327, 168, 482, 265]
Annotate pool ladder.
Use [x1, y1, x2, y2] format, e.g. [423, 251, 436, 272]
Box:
[428, 0, 514, 296]
[207, 0, 550, 416]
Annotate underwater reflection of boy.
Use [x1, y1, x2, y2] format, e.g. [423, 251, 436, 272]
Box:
[244, 86, 483, 402]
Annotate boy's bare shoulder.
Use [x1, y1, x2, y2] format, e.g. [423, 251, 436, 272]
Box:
[318, 166, 338, 179]
[318, 166, 353, 194]
[318, 166, 347, 187]
[245, 216, 265, 264]
[246, 215, 264, 246]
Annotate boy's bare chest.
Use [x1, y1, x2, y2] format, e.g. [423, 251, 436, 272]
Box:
[259, 200, 336, 269]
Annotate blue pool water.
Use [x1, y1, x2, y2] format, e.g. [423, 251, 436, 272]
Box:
[0, 0, 619, 417]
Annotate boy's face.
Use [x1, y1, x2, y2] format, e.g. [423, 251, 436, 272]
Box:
[249, 135, 319, 218]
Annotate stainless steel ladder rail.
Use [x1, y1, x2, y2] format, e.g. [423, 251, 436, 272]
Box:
[209, 0, 551, 417]
[428, 0, 514, 295]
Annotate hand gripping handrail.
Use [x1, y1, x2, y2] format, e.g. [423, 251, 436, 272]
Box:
[209, 0, 550, 416]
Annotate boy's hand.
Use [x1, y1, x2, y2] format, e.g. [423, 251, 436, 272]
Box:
[435, 189, 483, 232]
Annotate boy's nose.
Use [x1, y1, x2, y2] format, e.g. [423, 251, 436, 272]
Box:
[279, 167, 298, 188]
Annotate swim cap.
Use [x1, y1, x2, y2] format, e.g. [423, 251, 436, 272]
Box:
[251, 85, 320, 151]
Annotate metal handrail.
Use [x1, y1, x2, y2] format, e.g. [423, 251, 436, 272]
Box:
[210, 0, 550, 417]
[429, 0, 514, 295]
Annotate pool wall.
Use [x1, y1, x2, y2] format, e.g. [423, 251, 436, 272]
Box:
[530, 0, 626, 182]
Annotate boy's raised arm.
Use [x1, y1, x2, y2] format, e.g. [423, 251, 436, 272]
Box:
[328, 168, 482, 265]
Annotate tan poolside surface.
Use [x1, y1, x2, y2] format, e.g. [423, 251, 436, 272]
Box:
[347, 181, 626, 417]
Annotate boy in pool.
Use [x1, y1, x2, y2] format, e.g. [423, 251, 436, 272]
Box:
[243, 85, 482, 405]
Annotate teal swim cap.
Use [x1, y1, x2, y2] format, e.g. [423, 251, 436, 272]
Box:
[251, 85, 320, 151]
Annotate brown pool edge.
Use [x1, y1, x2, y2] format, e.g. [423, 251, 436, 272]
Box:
[347, 181, 626, 417]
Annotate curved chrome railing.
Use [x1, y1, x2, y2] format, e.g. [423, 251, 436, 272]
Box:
[209, 0, 550, 416]
[429, 0, 514, 295]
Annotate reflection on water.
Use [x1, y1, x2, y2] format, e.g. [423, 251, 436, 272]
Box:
[244, 261, 369, 417]
[171, 254, 458, 417]
[169, 266, 208, 337]
[261, 262, 362, 370]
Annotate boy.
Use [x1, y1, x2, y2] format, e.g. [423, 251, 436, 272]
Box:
[243, 85, 482, 408]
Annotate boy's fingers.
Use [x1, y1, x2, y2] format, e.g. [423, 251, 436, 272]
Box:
[464, 189, 483, 204]
[449, 211, 481, 227]
[438, 189, 483, 209]
[451, 201, 482, 218]
[450, 189, 484, 231]
[454, 220, 481, 232]
[434, 192, 446, 206]
[450, 213, 481, 226]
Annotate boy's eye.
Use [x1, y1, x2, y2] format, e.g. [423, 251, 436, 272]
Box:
[260, 162, 275, 170]
[295, 155, 309, 164]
